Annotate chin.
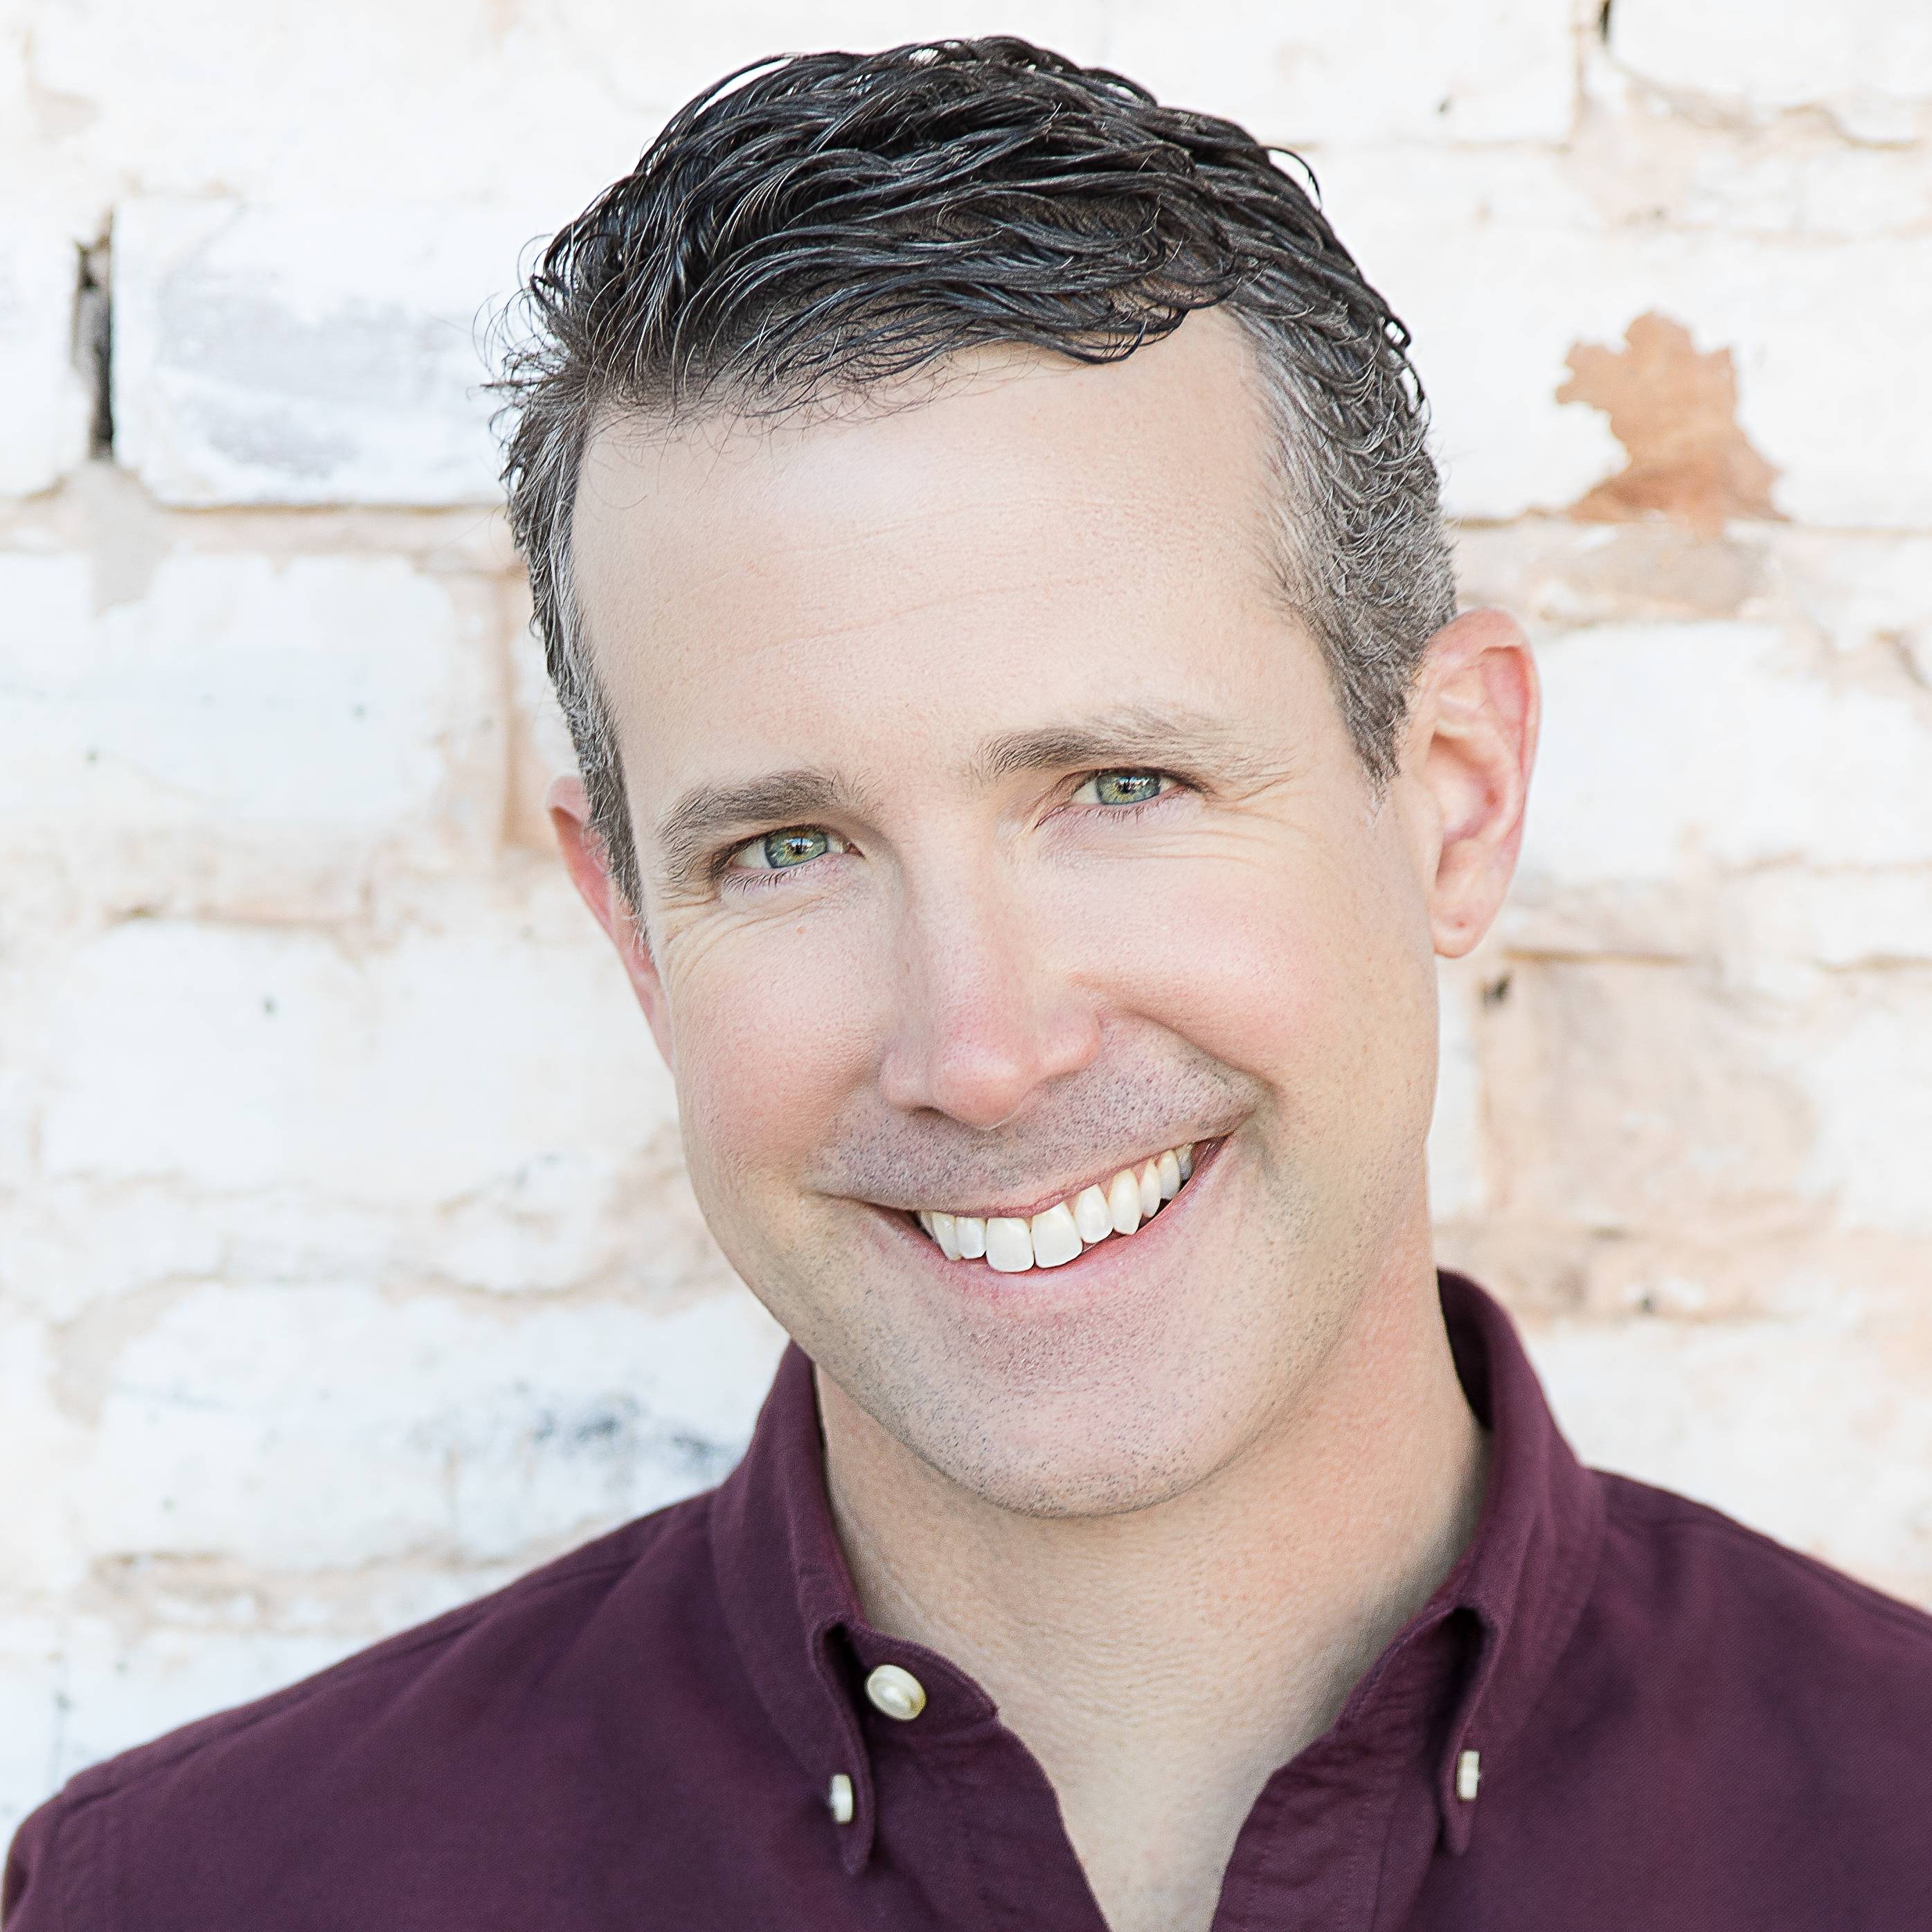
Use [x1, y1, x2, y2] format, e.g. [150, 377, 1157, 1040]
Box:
[884, 1350, 1255, 1521]
[943, 1444, 1217, 1521]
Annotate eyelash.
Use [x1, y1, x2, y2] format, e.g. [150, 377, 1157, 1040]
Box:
[713, 832, 848, 897]
[713, 769, 1188, 895]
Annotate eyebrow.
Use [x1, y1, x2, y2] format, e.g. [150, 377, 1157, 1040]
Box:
[650, 703, 1287, 897]
[968, 704, 1283, 790]
[655, 769, 875, 897]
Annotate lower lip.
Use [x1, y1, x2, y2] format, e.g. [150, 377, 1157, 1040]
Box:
[868, 1137, 1231, 1302]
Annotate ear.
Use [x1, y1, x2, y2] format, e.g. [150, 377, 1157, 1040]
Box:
[1396, 608, 1540, 960]
[547, 774, 677, 1071]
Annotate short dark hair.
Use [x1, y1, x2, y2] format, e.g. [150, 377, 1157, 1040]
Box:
[497, 37, 1454, 910]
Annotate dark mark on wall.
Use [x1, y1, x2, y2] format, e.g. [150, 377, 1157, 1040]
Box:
[72, 228, 114, 459]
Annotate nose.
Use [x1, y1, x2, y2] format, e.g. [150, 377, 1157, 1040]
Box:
[875, 872, 1102, 1130]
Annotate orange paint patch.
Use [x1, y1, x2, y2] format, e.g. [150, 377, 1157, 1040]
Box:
[1557, 312, 1780, 537]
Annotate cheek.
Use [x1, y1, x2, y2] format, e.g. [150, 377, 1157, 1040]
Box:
[663, 917, 882, 1194]
[1058, 831, 1436, 1131]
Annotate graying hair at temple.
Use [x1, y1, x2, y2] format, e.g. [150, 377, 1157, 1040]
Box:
[494, 35, 1456, 910]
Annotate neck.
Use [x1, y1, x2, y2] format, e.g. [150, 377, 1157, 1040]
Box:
[817, 1240, 1489, 1932]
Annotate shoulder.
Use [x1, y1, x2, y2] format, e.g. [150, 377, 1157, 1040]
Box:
[3, 1493, 724, 1931]
[1593, 1469, 1932, 1675]
[1569, 1469, 1932, 1791]
[69, 1496, 716, 1803]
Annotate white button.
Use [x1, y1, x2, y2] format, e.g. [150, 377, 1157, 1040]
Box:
[827, 1773, 855, 1824]
[1456, 1748, 1481, 1802]
[864, 1663, 927, 1721]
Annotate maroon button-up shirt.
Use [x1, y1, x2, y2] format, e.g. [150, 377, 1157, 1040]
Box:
[8, 1271, 1931, 1929]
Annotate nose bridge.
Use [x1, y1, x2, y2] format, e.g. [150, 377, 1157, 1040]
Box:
[878, 854, 1098, 1129]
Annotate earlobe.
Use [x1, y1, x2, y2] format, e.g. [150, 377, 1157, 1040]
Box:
[546, 774, 677, 1069]
[1405, 609, 1540, 960]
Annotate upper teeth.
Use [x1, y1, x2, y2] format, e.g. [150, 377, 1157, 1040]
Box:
[915, 1143, 1197, 1273]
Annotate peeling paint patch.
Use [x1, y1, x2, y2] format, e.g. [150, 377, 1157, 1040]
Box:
[1557, 312, 1781, 537]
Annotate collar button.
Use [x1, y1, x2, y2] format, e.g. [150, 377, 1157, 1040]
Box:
[864, 1663, 927, 1721]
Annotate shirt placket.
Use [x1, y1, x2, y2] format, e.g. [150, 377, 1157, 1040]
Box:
[1210, 1624, 1469, 1932]
[1208, 1743, 1397, 1931]
[839, 1629, 1112, 1930]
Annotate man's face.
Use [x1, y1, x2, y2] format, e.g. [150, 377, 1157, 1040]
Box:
[569, 312, 1462, 1517]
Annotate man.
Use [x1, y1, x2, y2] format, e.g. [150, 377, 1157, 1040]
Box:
[7, 37, 1930, 1932]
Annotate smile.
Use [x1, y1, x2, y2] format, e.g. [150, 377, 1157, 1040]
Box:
[911, 1140, 1208, 1273]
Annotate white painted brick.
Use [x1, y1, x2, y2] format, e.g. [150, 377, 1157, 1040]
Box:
[0, 551, 503, 918]
[3, 877, 731, 1317]
[1517, 624, 1932, 900]
[424, 1125, 729, 1298]
[1107, 0, 1577, 145]
[0, 1061, 35, 1205]
[1, 1184, 231, 1325]
[0, 1616, 64, 1837]
[1321, 153, 1932, 526]
[1625, 127, 1932, 242]
[1483, 951, 1932, 1249]
[74, 1285, 785, 1568]
[24, 1, 643, 208]
[1773, 978, 1932, 1237]
[6, 1129, 731, 1318]
[0, 213, 93, 496]
[1707, 236, 1932, 530]
[1482, 960, 1815, 1233]
[1775, 534, 1932, 665]
[600, 3, 1109, 118]
[1728, 872, 1932, 972]
[1449, 520, 1772, 633]
[0, 1318, 92, 1597]
[28, 905, 677, 1206]
[114, 198, 550, 506]
[1527, 1312, 1932, 1601]
[1611, 0, 1932, 142]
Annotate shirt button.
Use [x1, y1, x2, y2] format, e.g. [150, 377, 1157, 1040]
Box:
[1456, 1748, 1481, 1801]
[827, 1773, 855, 1824]
[864, 1663, 927, 1721]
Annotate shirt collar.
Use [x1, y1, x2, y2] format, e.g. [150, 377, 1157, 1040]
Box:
[708, 1268, 1604, 1870]
[1424, 1269, 1605, 1850]
[708, 1344, 880, 1871]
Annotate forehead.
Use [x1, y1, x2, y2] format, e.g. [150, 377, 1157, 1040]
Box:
[569, 310, 1298, 808]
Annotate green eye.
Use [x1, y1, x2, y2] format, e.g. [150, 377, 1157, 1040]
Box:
[763, 828, 830, 868]
[727, 825, 846, 874]
[1078, 770, 1168, 807]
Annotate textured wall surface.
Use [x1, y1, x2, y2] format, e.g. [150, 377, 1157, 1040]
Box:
[3, 0, 1930, 1834]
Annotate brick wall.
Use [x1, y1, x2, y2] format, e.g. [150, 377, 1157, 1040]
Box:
[3, 0, 1929, 1831]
